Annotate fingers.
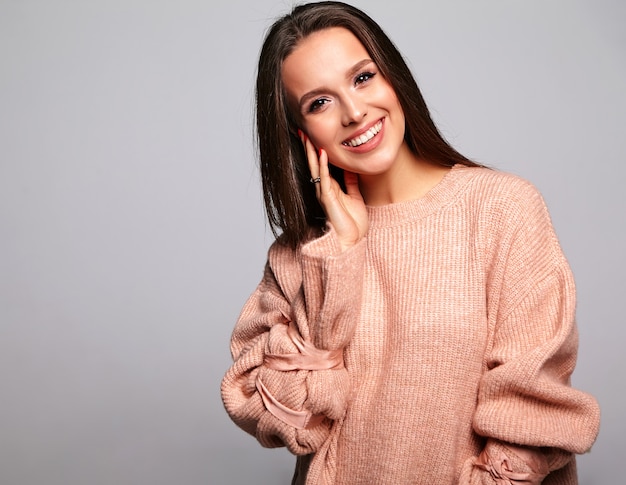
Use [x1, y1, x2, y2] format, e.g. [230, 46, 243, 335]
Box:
[343, 170, 363, 200]
[298, 131, 353, 205]
[299, 131, 326, 198]
[318, 147, 330, 190]
[299, 130, 319, 180]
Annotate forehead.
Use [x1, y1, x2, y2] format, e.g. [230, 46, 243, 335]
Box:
[281, 27, 370, 96]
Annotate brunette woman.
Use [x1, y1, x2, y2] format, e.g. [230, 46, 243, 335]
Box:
[221, 2, 600, 484]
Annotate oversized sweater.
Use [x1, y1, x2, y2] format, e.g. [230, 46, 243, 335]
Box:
[221, 165, 600, 485]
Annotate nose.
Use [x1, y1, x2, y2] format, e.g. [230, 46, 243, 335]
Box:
[341, 94, 367, 126]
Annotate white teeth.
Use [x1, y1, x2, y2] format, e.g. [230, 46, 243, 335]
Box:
[344, 120, 383, 147]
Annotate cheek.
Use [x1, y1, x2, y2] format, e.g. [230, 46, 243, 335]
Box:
[303, 119, 334, 147]
[383, 90, 405, 135]
[374, 81, 401, 109]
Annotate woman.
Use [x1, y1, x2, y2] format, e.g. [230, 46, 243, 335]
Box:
[221, 2, 600, 484]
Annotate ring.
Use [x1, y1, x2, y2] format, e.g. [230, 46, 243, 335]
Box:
[310, 177, 321, 184]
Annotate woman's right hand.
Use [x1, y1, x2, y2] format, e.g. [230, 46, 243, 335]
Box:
[301, 132, 369, 251]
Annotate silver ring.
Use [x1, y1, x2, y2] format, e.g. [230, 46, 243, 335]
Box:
[310, 177, 321, 184]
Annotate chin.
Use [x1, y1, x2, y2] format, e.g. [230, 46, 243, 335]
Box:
[361, 155, 399, 175]
[332, 146, 401, 176]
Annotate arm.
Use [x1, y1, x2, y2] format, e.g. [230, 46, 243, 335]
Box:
[221, 229, 366, 455]
[464, 180, 600, 484]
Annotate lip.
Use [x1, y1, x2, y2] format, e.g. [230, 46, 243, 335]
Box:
[341, 118, 385, 153]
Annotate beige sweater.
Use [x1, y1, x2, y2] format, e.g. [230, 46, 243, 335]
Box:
[221, 165, 600, 484]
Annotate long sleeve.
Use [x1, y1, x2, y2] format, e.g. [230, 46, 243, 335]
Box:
[463, 179, 600, 484]
[221, 229, 366, 455]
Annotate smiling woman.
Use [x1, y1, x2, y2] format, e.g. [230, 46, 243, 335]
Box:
[220, 2, 600, 484]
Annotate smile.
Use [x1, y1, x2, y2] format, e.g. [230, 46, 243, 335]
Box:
[343, 120, 383, 147]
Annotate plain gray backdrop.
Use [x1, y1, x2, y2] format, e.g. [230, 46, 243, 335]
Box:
[1, 1, 624, 484]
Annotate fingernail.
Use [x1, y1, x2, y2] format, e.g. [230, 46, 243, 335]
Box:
[297, 129, 303, 138]
[318, 147, 323, 157]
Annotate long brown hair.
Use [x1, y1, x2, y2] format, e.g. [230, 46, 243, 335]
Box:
[256, 1, 481, 248]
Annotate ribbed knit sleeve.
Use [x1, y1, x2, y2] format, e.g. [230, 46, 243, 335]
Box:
[221, 229, 366, 455]
[464, 178, 600, 483]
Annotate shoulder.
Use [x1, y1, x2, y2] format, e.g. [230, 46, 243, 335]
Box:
[266, 238, 300, 280]
[452, 165, 550, 223]
[455, 165, 544, 203]
[450, 166, 564, 264]
[263, 237, 309, 301]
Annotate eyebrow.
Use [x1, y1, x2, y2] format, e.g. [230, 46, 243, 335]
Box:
[297, 58, 375, 111]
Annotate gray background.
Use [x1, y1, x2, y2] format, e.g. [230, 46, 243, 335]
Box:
[1, 1, 623, 484]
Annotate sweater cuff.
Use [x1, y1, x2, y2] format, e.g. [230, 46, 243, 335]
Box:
[300, 225, 366, 279]
[301, 224, 344, 257]
[474, 439, 549, 484]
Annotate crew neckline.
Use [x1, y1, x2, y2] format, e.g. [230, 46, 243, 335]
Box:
[366, 164, 474, 230]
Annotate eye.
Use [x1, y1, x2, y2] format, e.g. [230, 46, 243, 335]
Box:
[308, 97, 330, 113]
[355, 71, 376, 85]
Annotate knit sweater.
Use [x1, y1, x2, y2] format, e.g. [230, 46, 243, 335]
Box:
[221, 165, 600, 485]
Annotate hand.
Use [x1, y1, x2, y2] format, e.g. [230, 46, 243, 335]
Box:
[300, 132, 369, 251]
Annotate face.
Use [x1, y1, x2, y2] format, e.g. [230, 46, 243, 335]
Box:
[282, 27, 407, 176]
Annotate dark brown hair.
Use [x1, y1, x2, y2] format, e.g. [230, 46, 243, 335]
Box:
[256, 1, 481, 248]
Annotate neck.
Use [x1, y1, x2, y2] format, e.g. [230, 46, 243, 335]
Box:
[358, 144, 451, 206]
